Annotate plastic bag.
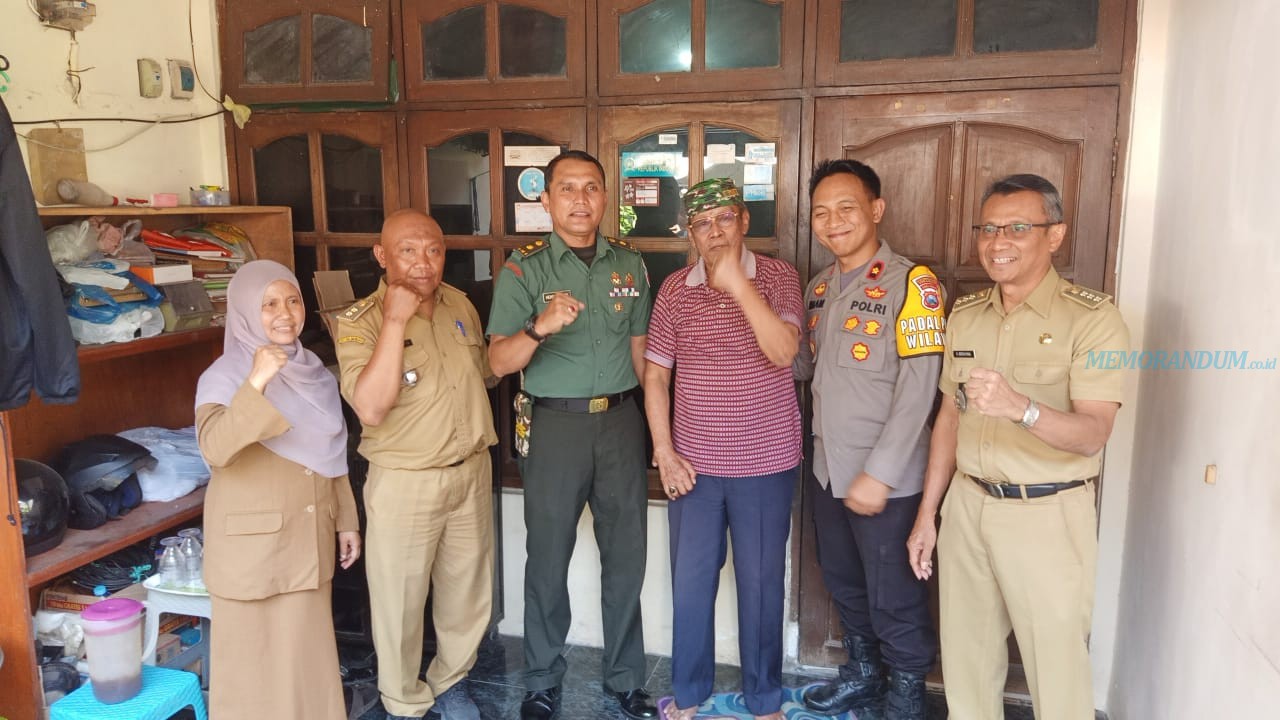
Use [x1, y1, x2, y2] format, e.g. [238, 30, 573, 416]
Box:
[116, 427, 211, 502]
[67, 306, 164, 344]
[45, 221, 96, 264]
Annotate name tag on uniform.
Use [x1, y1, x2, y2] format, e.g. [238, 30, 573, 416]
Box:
[543, 291, 568, 303]
[953, 350, 974, 358]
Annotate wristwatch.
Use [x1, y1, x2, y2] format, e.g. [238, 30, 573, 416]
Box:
[1017, 398, 1041, 429]
[523, 316, 547, 344]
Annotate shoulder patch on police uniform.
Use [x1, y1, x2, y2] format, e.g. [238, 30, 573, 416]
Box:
[339, 297, 375, 323]
[896, 265, 947, 358]
[516, 238, 550, 258]
[951, 288, 991, 312]
[607, 236, 640, 254]
[1062, 284, 1112, 309]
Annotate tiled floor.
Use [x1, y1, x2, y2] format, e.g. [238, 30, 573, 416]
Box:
[352, 634, 1045, 719]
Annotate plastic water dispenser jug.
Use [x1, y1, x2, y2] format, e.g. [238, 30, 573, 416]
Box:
[80, 597, 144, 703]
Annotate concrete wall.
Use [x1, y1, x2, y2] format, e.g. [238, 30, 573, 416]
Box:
[1106, 0, 1280, 716]
[0, 0, 226, 200]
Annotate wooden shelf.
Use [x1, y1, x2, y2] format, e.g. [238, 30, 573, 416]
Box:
[38, 205, 289, 218]
[77, 326, 224, 366]
[25, 486, 206, 587]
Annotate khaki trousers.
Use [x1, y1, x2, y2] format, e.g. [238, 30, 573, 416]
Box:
[364, 452, 494, 717]
[938, 473, 1097, 720]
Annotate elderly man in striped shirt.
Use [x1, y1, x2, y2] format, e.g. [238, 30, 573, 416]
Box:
[642, 178, 804, 720]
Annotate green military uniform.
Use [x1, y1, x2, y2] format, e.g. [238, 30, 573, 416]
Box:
[937, 267, 1129, 720]
[335, 280, 497, 718]
[488, 231, 652, 694]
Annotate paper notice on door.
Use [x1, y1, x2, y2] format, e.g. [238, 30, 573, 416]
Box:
[658, 133, 679, 145]
[705, 144, 736, 165]
[744, 142, 776, 165]
[744, 163, 773, 185]
[622, 177, 660, 207]
[514, 202, 553, 233]
[504, 146, 561, 167]
[743, 184, 774, 201]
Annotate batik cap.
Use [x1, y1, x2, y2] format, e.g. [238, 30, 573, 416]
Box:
[683, 178, 742, 220]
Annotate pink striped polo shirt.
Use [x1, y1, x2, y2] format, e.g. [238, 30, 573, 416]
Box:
[644, 252, 803, 477]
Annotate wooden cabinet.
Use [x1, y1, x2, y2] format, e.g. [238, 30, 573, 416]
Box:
[218, 0, 393, 104]
[0, 206, 292, 720]
[401, 0, 585, 102]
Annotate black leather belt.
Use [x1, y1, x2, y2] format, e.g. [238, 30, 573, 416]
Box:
[533, 388, 636, 414]
[968, 475, 1091, 499]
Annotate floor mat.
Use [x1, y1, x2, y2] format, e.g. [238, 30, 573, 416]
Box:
[685, 684, 857, 719]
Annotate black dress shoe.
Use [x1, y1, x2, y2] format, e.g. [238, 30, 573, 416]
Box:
[609, 688, 657, 720]
[521, 687, 561, 720]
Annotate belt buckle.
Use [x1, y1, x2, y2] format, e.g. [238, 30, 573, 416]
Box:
[588, 396, 609, 413]
[981, 478, 1010, 499]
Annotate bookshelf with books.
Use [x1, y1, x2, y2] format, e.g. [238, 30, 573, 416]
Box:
[0, 206, 292, 719]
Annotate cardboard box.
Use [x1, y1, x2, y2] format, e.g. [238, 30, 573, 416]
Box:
[40, 580, 147, 614]
[158, 613, 198, 635]
[312, 270, 356, 339]
[155, 632, 182, 664]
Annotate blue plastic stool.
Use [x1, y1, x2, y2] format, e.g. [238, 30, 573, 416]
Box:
[51, 665, 207, 720]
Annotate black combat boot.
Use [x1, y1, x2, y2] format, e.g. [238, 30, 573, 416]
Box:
[802, 634, 887, 716]
[884, 668, 927, 720]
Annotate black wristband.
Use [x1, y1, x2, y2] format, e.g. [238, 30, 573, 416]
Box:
[523, 316, 547, 343]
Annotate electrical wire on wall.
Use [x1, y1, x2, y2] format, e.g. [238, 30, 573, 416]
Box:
[12, 0, 248, 152]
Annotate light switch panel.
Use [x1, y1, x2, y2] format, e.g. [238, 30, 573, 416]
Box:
[137, 58, 163, 98]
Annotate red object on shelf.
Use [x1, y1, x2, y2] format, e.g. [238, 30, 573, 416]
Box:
[140, 228, 230, 257]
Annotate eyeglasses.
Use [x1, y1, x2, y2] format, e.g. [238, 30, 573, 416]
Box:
[972, 222, 1059, 239]
[688, 210, 740, 236]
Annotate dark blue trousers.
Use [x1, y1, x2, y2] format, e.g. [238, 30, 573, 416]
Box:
[810, 473, 937, 674]
[668, 467, 797, 716]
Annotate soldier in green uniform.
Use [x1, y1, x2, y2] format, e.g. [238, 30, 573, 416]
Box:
[906, 175, 1130, 720]
[487, 151, 657, 720]
[336, 209, 497, 720]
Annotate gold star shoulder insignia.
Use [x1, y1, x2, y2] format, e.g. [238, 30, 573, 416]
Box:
[951, 288, 991, 312]
[339, 297, 375, 322]
[516, 240, 550, 258]
[1062, 284, 1112, 309]
[607, 236, 640, 254]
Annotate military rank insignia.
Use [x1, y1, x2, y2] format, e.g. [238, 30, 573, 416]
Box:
[865, 286, 887, 300]
[851, 342, 870, 362]
[867, 261, 884, 279]
[843, 316, 860, 332]
[814, 281, 827, 297]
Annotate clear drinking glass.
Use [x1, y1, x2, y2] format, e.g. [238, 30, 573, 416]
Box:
[177, 528, 204, 591]
[158, 537, 184, 589]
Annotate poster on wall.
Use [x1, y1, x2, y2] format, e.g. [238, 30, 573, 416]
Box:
[621, 152, 681, 178]
[517, 167, 545, 201]
[705, 143, 737, 165]
[514, 202, 552, 233]
[621, 177, 660, 207]
[504, 146, 561, 167]
[743, 163, 773, 185]
[744, 142, 776, 165]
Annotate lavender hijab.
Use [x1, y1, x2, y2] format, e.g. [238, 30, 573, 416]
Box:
[195, 260, 348, 478]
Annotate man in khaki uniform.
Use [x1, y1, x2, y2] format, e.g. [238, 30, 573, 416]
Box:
[906, 175, 1129, 720]
[336, 209, 497, 720]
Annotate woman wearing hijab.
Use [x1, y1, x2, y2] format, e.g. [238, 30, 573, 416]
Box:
[195, 260, 360, 720]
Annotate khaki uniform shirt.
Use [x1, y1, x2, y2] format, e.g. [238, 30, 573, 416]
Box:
[940, 268, 1129, 484]
[335, 280, 497, 470]
[487, 232, 650, 398]
[197, 384, 358, 601]
[794, 242, 945, 498]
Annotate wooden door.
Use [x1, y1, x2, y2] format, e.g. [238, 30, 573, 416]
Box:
[798, 86, 1120, 668]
